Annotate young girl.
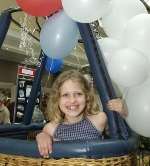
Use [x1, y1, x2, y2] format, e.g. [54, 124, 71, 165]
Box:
[36, 70, 127, 157]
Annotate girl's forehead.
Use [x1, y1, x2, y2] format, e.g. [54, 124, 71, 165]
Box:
[60, 80, 84, 91]
[61, 79, 82, 87]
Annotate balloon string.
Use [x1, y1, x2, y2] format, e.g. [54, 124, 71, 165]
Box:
[45, 59, 53, 87]
[74, 47, 82, 70]
[121, 87, 130, 110]
[45, 74, 52, 88]
[122, 87, 129, 100]
[49, 59, 53, 74]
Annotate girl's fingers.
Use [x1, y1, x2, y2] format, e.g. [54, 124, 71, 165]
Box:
[48, 143, 52, 153]
[107, 99, 123, 112]
[36, 132, 52, 157]
[38, 142, 51, 157]
[107, 99, 128, 117]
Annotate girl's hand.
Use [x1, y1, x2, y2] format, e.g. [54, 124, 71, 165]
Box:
[36, 132, 52, 158]
[107, 98, 128, 117]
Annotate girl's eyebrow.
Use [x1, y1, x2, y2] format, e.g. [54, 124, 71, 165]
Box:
[61, 90, 83, 93]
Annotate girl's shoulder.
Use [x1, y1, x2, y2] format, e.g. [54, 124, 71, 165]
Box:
[43, 121, 59, 137]
[88, 111, 107, 120]
[87, 112, 107, 132]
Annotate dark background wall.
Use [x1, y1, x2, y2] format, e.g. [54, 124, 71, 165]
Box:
[0, 59, 18, 83]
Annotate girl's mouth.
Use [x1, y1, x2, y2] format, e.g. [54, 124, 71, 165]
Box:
[67, 105, 78, 111]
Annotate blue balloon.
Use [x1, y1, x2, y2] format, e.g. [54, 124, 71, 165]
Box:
[40, 11, 79, 59]
[45, 57, 63, 74]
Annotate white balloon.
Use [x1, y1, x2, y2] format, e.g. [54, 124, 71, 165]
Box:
[61, 0, 111, 23]
[125, 83, 150, 137]
[112, 81, 126, 98]
[97, 37, 122, 64]
[121, 14, 150, 60]
[101, 0, 147, 39]
[107, 48, 149, 87]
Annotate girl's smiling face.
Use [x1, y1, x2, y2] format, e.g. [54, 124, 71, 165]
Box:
[59, 79, 86, 122]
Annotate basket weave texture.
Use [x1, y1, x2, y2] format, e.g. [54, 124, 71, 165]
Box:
[0, 153, 137, 166]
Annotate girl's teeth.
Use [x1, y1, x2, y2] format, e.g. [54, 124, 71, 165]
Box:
[70, 106, 76, 110]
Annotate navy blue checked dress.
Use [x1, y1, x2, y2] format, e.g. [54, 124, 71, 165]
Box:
[53, 117, 102, 141]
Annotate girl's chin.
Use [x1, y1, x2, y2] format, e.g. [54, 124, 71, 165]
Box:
[67, 112, 79, 117]
[66, 112, 81, 118]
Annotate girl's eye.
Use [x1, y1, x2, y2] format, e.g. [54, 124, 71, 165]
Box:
[61, 93, 69, 97]
[76, 92, 83, 96]
[60, 92, 84, 98]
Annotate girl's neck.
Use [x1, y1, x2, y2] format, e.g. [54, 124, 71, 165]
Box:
[64, 115, 84, 124]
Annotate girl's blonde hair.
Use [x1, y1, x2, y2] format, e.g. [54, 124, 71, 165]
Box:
[47, 70, 101, 123]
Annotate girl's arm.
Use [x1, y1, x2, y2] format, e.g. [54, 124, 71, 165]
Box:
[36, 122, 57, 157]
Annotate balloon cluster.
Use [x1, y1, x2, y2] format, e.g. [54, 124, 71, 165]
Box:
[98, 0, 150, 138]
[16, 0, 111, 72]
[16, 0, 110, 62]
[16, 0, 150, 137]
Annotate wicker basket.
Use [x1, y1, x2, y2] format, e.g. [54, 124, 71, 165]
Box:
[0, 153, 137, 166]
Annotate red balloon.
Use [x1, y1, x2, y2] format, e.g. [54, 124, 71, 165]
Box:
[16, 0, 62, 16]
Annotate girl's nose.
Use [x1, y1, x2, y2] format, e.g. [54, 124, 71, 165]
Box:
[69, 94, 76, 103]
